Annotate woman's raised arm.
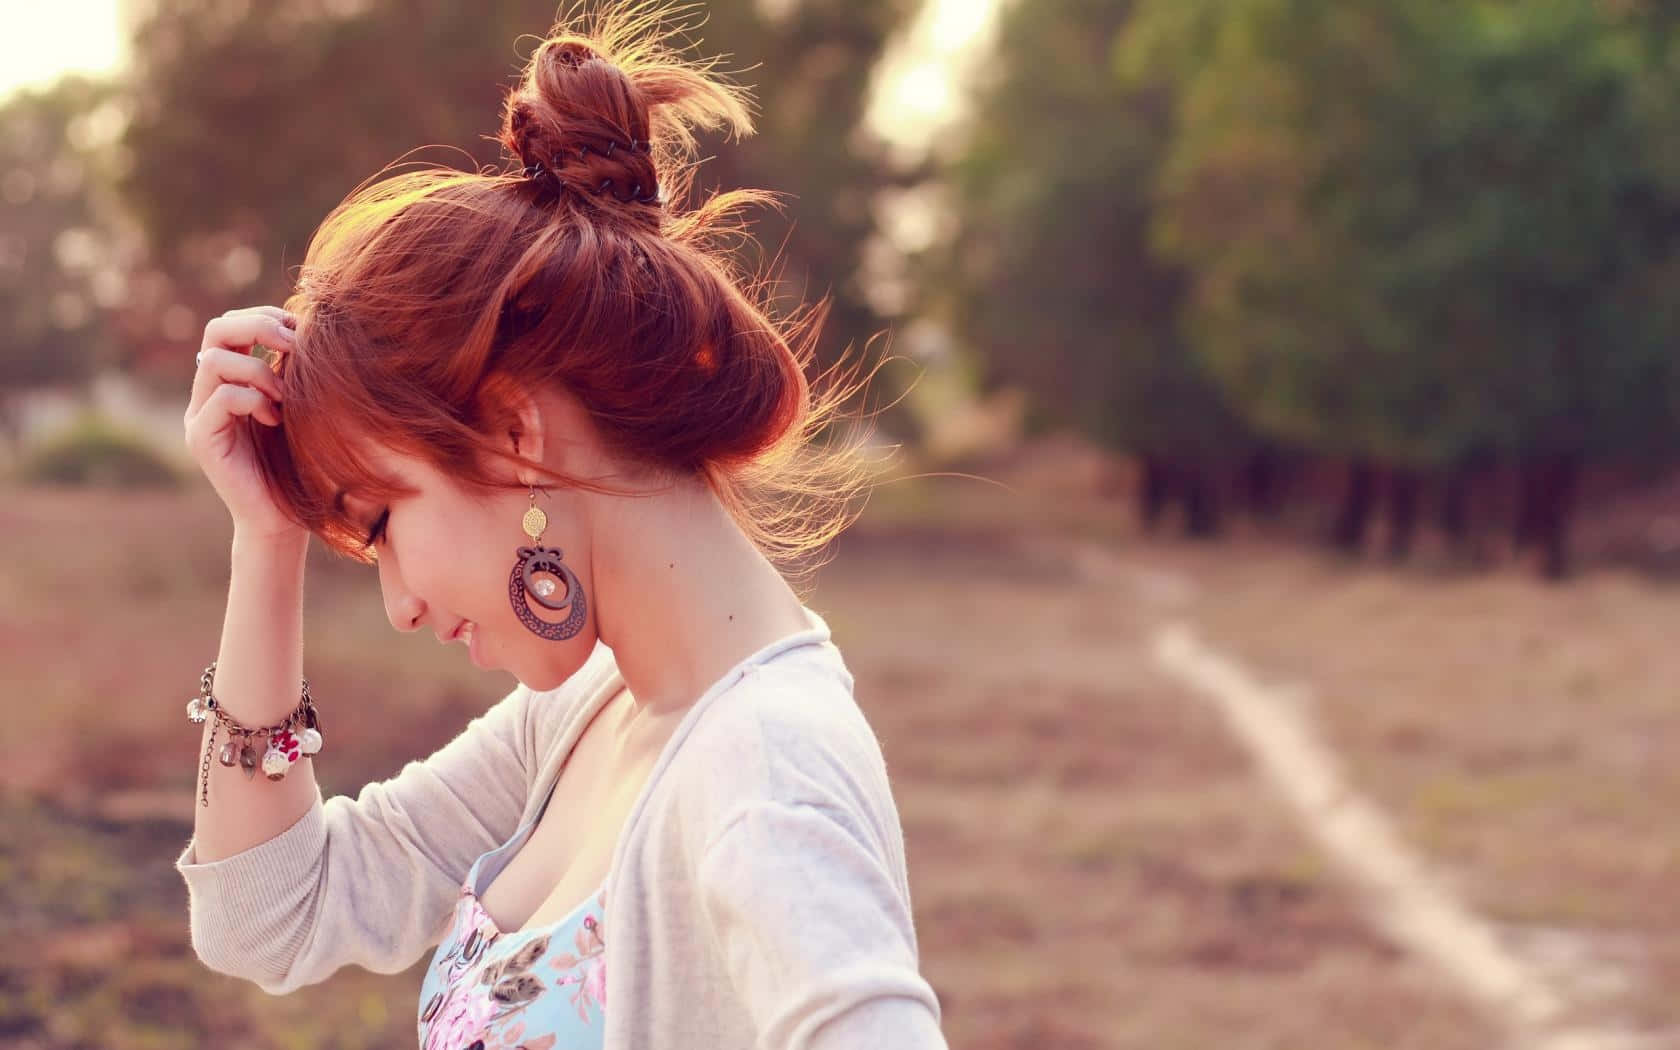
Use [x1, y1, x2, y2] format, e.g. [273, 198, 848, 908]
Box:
[175, 675, 531, 995]
[176, 304, 532, 994]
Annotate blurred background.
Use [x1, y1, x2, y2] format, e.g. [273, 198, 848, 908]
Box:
[3, 0, 1679, 1047]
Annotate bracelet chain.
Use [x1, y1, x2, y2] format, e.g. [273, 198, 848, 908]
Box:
[190, 660, 319, 807]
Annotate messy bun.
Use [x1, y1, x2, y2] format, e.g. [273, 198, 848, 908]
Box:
[251, 1, 896, 592]
[502, 36, 664, 221]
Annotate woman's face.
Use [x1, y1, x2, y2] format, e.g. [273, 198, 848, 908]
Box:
[340, 443, 600, 691]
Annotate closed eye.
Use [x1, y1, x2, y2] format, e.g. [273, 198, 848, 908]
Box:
[363, 508, 390, 549]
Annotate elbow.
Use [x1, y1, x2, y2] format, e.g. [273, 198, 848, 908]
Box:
[173, 797, 332, 993]
[185, 917, 305, 995]
[181, 887, 323, 995]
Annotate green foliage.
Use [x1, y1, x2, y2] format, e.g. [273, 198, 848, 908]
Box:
[677, 0, 922, 363]
[1125, 0, 1680, 468]
[16, 413, 181, 488]
[924, 0, 1254, 462]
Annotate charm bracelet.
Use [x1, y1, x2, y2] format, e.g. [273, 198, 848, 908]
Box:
[185, 660, 324, 807]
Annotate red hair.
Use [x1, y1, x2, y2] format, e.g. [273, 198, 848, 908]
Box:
[250, 1, 894, 591]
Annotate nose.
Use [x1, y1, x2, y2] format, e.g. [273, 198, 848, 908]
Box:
[377, 549, 425, 632]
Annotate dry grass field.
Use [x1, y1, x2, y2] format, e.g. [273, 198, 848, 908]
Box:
[1, 434, 1675, 1048]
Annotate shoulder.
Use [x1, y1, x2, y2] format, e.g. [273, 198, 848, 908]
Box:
[663, 640, 898, 851]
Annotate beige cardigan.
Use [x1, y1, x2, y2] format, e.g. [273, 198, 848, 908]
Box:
[173, 605, 947, 1048]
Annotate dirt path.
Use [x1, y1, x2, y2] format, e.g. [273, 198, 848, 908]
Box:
[825, 526, 1501, 1048]
[1059, 538, 1660, 1050]
[1153, 622, 1653, 1050]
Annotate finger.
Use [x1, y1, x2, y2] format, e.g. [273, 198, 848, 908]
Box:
[220, 304, 288, 319]
[200, 310, 297, 359]
[187, 346, 288, 423]
[190, 316, 295, 416]
[185, 385, 282, 456]
[218, 302, 297, 336]
[223, 304, 296, 329]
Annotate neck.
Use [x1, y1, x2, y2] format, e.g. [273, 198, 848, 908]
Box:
[581, 475, 811, 736]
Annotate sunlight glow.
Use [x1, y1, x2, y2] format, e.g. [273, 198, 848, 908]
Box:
[0, 0, 130, 102]
[864, 0, 1008, 158]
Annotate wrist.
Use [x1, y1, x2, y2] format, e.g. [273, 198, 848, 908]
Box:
[232, 526, 310, 562]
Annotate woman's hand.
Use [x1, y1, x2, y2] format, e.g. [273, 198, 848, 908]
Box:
[183, 305, 304, 543]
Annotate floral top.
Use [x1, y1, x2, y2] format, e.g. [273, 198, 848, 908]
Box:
[417, 775, 606, 1050]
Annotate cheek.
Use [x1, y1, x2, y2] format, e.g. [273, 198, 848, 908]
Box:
[399, 518, 499, 594]
[445, 523, 520, 611]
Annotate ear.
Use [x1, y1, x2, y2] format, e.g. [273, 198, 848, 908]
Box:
[506, 389, 547, 487]
[479, 372, 546, 487]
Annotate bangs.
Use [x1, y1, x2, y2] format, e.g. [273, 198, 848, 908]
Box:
[250, 340, 421, 564]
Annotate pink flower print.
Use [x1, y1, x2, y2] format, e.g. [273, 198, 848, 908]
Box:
[461, 895, 495, 934]
[553, 911, 606, 1022]
[575, 911, 604, 957]
[435, 930, 475, 984]
[438, 899, 498, 977]
[554, 957, 606, 1023]
[422, 983, 496, 1050]
[485, 1033, 556, 1050]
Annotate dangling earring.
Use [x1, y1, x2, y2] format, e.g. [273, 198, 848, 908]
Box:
[509, 484, 587, 640]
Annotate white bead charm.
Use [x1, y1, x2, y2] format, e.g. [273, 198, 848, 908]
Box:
[262, 728, 306, 780]
[262, 746, 291, 778]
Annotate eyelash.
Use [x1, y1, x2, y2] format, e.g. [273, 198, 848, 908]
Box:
[363, 508, 390, 548]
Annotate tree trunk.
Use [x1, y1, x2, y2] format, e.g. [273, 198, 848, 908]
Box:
[1386, 469, 1421, 561]
[1513, 463, 1541, 552]
[1139, 456, 1170, 532]
[1440, 469, 1469, 540]
[1183, 463, 1221, 538]
[1240, 447, 1281, 517]
[1532, 455, 1579, 581]
[1331, 459, 1377, 552]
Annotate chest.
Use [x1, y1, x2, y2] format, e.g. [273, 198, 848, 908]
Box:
[477, 687, 658, 933]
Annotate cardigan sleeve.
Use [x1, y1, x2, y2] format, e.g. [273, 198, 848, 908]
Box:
[695, 798, 948, 1050]
[173, 681, 531, 996]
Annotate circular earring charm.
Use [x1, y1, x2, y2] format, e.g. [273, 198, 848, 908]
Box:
[509, 486, 587, 640]
[522, 502, 548, 541]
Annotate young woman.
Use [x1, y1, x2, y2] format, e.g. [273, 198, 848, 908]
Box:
[172, 5, 946, 1048]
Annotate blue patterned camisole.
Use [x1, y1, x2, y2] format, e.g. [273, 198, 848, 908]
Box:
[416, 774, 606, 1050]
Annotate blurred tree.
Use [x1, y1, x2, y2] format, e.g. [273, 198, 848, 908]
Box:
[0, 77, 127, 446]
[918, 0, 1261, 536]
[672, 0, 926, 438]
[1125, 0, 1680, 576]
[117, 0, 918, 428]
